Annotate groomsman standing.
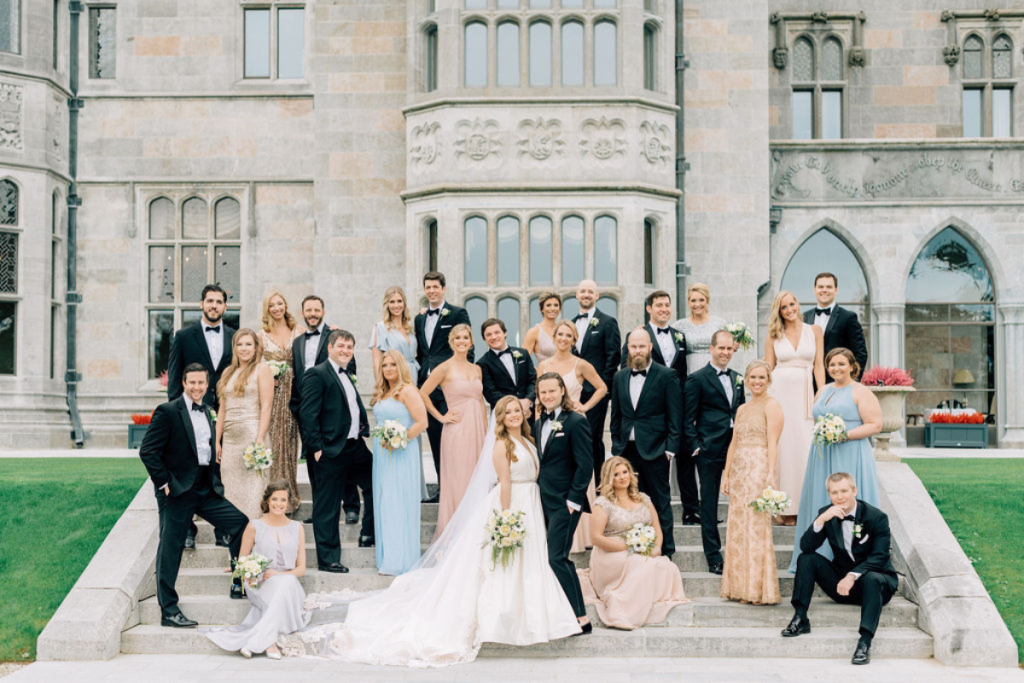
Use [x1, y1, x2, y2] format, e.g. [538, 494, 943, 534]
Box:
[300, 330, 375, 572]
[804, 272, 868, 382]
[572, 279, 621, 483]
[414, 271, 472, 503]
[165, 284, 235, 549]
[684, 330, 745, 574]
[619, 290, 698, 524]
[290, 295, 361, 525]
[478, 317, 536, 417]
[611, 329, 683, 559]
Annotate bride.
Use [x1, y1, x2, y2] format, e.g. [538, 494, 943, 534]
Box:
[278, 394, 581, 666]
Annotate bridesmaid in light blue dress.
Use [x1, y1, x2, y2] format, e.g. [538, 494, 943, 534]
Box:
[788, 348, 883, 574]
[370, 351, 429, 575]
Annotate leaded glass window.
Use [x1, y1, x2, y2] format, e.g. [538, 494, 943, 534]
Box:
[215, 197, 241, 239]
[0, 180, 16, 225]
[790, 36, 843, 139]
[993, 35, 1012, 79]
[0, 231, 16, 293]
[0, 0, 20, 54]
[962, 34, 1015, 137]
[963, 35, 983, 80]
[792, 38, 813, 82]
[821, 37, 842, 82]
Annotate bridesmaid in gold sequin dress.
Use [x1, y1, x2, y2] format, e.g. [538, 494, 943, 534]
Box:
[258, 292, 306, 513]
[720, 360, 783, 605]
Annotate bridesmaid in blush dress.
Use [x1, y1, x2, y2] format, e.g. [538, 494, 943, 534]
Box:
[419, 323, 488, 538]
[523, 291, 562, 364]
[764, 291, 824, 525]
[720, 360, 783, 605]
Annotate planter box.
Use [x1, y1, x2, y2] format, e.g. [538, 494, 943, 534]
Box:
[924, 423, 988, 449]
[128, 424, 149, 449]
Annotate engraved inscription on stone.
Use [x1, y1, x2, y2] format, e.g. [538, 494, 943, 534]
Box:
[410, 121, 441, 169]
[517, 117, 565, 161]
[455, 118, 502, 162]
[0, 83, 24, 152]
[580, 117, 626, 162]
[639, 121, 673, 165]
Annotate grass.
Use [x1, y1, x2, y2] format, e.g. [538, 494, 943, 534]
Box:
[0, 458, 147, 662]
[907, 458, 1024, 664]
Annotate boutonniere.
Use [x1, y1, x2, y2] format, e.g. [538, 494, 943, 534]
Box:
[440, 308, 450, 318]
[550, 420, 563, 433]
[348, 372, 359, 387]
[673, 332, 684, 344]
[852, 523, 863, 539]
[734, 374, 744, 388]
[589, 317, 599, 329]
[208, 409, 217, 423]
[512, 350, 523, 360]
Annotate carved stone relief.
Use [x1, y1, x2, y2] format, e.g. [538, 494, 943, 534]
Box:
[0, 83, 24, 153]
[516, 117, 565, 161]
[409, 121, 441, 169]
[49, 95, 66, 162]
[580, 117, 626, 162]
[639, 121, 673, 165]
[454, 118, 502, 162]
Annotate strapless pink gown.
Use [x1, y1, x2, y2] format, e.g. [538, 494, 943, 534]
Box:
[435, 378, 487, 538]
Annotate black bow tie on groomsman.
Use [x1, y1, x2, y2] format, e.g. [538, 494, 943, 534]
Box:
[426, 308, 441, 317]
[305, 328, 320, 338]
[190, 402, 205, 412]
[717, 369, 730, 377]
[843, 514, 855, 522]
[540, 410, 555, 423]
[815, 307, 832, 316]
[655, 327, 671, 335]
[496, 348, 512, 357]
[631, 369, 647, 377]
[573, 314, 587, 322]
[205, 325, 220, 333]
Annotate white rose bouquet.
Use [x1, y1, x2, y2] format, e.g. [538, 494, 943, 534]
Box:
[624, 522, 657, 557]
[243, 442, 274, 477]
[812, 413, 848, 458]
[750, 487, 792, 516]
[267, 360, 289, 378]
[484, 509, 527, 570]
[725, 321, 755, 350]
[370, 420, 409, 456]
[232, 553, 271, 594]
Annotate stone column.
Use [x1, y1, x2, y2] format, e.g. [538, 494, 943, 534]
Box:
[998, 303, 1024, 447]
[872, 304, 906, 447]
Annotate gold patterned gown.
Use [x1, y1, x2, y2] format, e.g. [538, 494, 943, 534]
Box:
[259, 328, 303, 513]
[720, 401, 781, 605]
[220, 370, 268, 521]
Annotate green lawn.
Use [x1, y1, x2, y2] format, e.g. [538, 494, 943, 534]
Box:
[907, 458, 1024, 664]
[0, 458, 147, 662]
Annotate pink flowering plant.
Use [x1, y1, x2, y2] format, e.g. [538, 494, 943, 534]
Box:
[860, 366, 914, 387]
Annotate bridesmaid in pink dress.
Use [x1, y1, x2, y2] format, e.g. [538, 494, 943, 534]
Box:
[764, 291, 824, 525]
[419, 323, 488, 538]
[523, 291, 562, 364]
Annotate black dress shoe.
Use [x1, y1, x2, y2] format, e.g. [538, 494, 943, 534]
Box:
[183, 532, 195, 551]
[425, 493, 440, 504]
[781, 614, 811, 638]
[358, 535, 375, 548]
[708, 563, 723, 575]
[318, 562, 350, 573]
[302, 517, 314, 525]
[215, 533, 231, 548]
[161, 612, 197, 628]
[230, 583, 245, 599]
[345, 511, 359, 525]
[682, 514, 701, 526]
[851, 638, 871, 665]
[572, 621, 593, 636]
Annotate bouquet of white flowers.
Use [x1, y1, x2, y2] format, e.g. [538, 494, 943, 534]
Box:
[812, 413, 847, 458]
[267, 360, 289, 378]
[370, 420, 409, 453]
[750, 487, 792, 516]
[232, 553, 271, 594]
[725, 321, 755, 350]
[624, 522, 657, 557]
[243, 442, 274, 477]
[484, 509, 527, 570]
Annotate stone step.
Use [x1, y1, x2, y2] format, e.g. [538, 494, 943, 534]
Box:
[180, 542, 797, 573]
[137, 594, 918, 630]
[120, 623, 931, 659]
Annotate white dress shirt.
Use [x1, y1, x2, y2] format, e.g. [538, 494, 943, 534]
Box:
[203, 322, 224, 371]
[329, 358, 361, 440]
[813, 303, 835, 332]
[812, 502, 861, 578]
[711, 362, 735, 427]
[425, 301, 446, 347]
[628, 362, 651, 441]
[304, 323, 326, 370]
[574, 309, 594, 352]
[493, 346, 517, 382]
[184, 396, 212, 466]
[649, 322, 677, 366]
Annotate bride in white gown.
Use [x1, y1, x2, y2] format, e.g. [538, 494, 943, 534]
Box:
[278, 395, 581, 667]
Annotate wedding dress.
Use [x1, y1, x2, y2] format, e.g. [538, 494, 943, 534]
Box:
[278, 429, 581, 667]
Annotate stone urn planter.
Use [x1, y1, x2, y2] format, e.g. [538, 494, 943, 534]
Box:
[869, 386, 915, 462]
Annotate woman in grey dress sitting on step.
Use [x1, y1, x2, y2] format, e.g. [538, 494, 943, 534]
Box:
[205, 479, 309, 659]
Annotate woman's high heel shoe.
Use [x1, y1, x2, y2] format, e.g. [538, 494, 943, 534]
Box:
[266, 649, 282, 660]
[239, 648, 252, 659]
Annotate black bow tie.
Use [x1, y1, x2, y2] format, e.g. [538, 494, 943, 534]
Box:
[717, 370, 730, 377]
[540, 410, 556, 423]
[631, 369, 647, 377]
[305, 328, 321, 338]
[815, 307, 832, 316]
[573, 314, 587, 322]
[655, 327, 671, 335]
[843, 514, 855, 522]
[190, 402, 205, 412]
[426, 308, 441, 317]
[496, 348, 512, 357]
[205, 326, 220, 334]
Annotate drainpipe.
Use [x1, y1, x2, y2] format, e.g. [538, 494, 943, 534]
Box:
[65, 1, 85, 447]
[674, 0, 690, 316]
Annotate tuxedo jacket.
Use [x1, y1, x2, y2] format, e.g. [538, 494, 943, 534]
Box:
[574, 309, 621, 395]
[299, 362, 371, 462]
[683, 363, 746, 459]
[618, 322, 689, 391]
[139, 397, 225, 498]
[414, 303, 473, 389]
[166, 323, 236, 408]
[803, 305, 868, 377]
[478, 346, 536, 408]
[288, 324, 357, 417]
[609, 364, 683, 460]
[799, 499, 898, 580]
[537, 410, 593, 514]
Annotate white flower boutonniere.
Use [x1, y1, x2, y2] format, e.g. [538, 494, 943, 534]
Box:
[673, 332, 684, 344]
[550, 420, 563, 433]
[588, 317, 599, 329]
[734, 374, 744, 388]
[348, 372, 359, 388]
[852, 523, 863, 539]
[208, 409, 217, 423]
[512, 350, 523, 360]
[440, 308, 450, 318]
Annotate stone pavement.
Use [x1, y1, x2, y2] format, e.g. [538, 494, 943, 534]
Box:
[5, 655, 1024, 682]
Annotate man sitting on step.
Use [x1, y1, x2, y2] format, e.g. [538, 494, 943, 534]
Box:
[781, 471, 899, 666]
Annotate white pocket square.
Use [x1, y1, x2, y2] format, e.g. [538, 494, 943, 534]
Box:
[858, 534, 870, 544]
[440, 324, 452, 329]
[553, 433, 565, 438]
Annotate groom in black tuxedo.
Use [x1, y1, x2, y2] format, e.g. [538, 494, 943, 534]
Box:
[139, 363, 248, 627]
[414, 271, 472, 502]
[478, 317, 536, 418]
[536, 372, 593, 634]
[683, 329, 745, 574]
[803, 272, 868, 383]
[165, 284, 235, 550]
[300, 329, 375, 573]
[290, 295, 361, 525]
[783, 472, 898, 666]
[611, 329, 683, 559]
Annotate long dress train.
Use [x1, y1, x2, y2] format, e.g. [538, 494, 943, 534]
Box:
[771, 323, 815, 513]
[371, 398, 422, 575]
[220, 369, 267, 521]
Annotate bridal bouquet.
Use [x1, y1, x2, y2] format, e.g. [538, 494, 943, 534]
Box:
[812, 413, 847, 458]
[267, 360, 289, 378]
[370, 420, 409, 452]
[243, 442, 274, 476]
[725, 321, 755, 350]
[484, 509, 527, 570]
[624, 522, 657, 557]
[750, 487, 792, 516]
[233, 553, 271, 594]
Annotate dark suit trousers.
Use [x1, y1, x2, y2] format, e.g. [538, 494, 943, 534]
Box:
[674, 453, 700, 519]
[623, 442, 675, 558]
[581, 391, 610, 483]
[546, 506, 586, 618]
[304, 440, 360, 515]
[155, 469, 247, 616]
[696, 444, 729, 566]
[312, 439, 374, 566]
[425, 389, 447, 482]
[792, 552, 896, 637]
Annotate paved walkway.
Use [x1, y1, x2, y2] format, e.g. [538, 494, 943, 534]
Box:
[5, 655, 1023, 682]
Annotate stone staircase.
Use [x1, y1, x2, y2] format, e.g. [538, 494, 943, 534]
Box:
[121, 485, 933, 660]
